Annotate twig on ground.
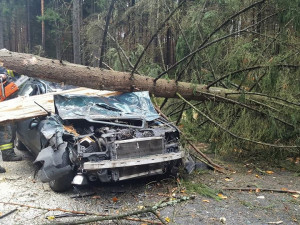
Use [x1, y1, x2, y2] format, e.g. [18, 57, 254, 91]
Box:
[41, 196, 195, 225]
[267, 221, 283, 224]
[185, 139, 226, 173]
[223, 188, 300, 194]
[0, 201, 159, 224]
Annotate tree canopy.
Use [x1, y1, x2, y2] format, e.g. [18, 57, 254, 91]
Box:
[0, 0, 299, 159]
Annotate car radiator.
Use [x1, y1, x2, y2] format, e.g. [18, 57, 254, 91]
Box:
[113, 137, 164, 159]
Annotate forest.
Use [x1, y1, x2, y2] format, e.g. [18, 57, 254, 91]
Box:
[0, 0, 299, 160]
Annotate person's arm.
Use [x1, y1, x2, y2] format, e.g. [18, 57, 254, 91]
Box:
[0, 73, 7, 82]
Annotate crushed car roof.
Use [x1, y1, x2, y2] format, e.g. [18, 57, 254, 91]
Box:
[54, 91, 160, 121]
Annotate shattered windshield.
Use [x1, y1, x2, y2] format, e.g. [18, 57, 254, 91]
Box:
[54, 91, 160, 122]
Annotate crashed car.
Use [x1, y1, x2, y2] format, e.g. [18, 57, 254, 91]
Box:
[16, 79, 184, 192]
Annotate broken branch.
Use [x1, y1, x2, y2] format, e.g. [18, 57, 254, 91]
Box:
[0, 201, 159, 224]
[176, 92, 300, 149]
[223, 188, 300, 194]
[154, 106, 226, 173]
[43, 196, 195, 225]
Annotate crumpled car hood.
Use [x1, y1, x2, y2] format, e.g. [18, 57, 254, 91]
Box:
[54, 91, 159, 121]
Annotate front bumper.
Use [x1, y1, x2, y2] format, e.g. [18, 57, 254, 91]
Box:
[83, 152, 184, 170]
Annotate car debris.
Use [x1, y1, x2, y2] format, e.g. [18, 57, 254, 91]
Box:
[16, 79, 188, 192]
[0, 208, 18, 219]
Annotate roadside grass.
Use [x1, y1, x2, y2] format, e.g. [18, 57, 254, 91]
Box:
[240, 200, 275, 210]
[180, 171, 222, 200]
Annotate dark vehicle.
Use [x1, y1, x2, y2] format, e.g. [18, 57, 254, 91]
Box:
[16, 79, 184, 192]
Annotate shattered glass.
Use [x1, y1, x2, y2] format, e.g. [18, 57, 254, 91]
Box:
[54, 91, 160, 121]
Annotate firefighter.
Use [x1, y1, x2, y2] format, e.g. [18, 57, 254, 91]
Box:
[0, 68, 22, 168]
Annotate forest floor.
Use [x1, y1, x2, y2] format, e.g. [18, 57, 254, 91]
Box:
[0, 148, 299, 225]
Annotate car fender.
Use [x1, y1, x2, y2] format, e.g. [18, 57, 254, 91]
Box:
[34, 143, 72, 182]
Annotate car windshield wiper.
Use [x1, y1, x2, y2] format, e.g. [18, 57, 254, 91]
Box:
[86, 117, 145, 129]
[95, 103, 122, 112]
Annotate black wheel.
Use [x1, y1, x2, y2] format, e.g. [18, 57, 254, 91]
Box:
[167, 160, 181, 177]
[15, 137, 27, 151]
[49, 172, 74, 192]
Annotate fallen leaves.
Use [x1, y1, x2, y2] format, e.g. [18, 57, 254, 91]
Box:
[92, 195, 101, 199]
[292, 194, 299, 199]
[218, 193, 228, 199]
[219, 217, 226, 224]
[287, 157, 300, 164]
[137, 205, 145, 210]
[224, 177, 233, 182]
[202, 199, 210, 203]
[165, 216, 170, 223]
[47, 215, 55, 220]
[266, 170, 274, 174]
[112, 197, 118, 203]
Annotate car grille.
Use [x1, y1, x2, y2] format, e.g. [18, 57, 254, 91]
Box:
[114, 137, 164, 159]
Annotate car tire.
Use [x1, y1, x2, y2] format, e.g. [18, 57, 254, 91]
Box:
[49, 172, 74, 192]
[15, 137, 27, 151]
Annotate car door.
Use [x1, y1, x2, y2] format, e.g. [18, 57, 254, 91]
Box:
[16, 80, 48, 156]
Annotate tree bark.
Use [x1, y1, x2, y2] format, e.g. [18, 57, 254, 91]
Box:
[0, 50, 260, 102]
[72, 0, 81, 64]
[0, 9, 4, 49]
[27, 0, 31, 52]
[41, 0, 45, 51]
[55, 0, 61, 60]
[99, 0, 116, 68]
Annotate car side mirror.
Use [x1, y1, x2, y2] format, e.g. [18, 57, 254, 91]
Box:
[29, 118, 40, 129]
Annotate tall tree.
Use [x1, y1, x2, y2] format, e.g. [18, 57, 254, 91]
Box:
[72, 0, 81, 64]
[41, 0, 45, 50]
[99, 0, 116, 68]
[0, 8, 4, 49]
[26, 0, 31, 52]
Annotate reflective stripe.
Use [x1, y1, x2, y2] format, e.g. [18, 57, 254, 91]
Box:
[0, 143, 13, 151]
[7, 70, 14, 77]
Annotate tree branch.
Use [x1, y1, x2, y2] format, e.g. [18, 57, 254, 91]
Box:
[43, 196, 195, 225]
[223, 187, 300, 194]
[154, 106, 226, 172]
[0, 201, 159, 224]
[176, 93, 300, 150]
[130, 0, 186, 77]
[154, 11, 277, 82]
[196, 91, 295, 128]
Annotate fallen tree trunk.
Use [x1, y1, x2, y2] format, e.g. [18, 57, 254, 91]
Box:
[0, 50, 238, 102]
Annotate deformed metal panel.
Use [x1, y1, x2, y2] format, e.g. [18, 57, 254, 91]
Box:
[54, 91, 159, 121]
[115, 137, 164, 159]
[83, 152, 184, 170]
[118, 169, 163, 181]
